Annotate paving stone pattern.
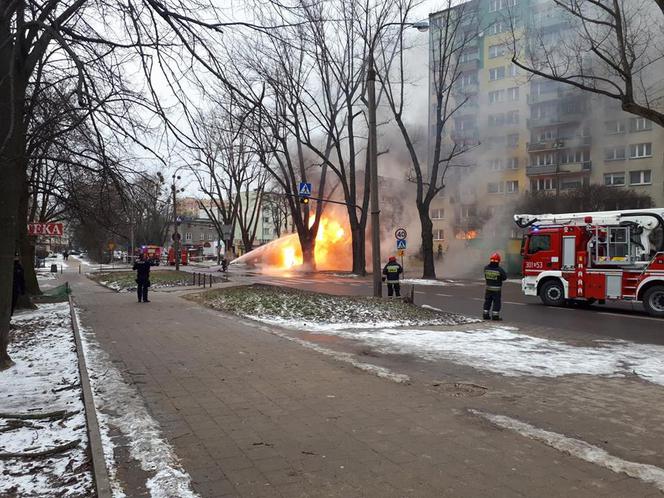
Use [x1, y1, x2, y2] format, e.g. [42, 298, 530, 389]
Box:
[72, 276, 661, 497]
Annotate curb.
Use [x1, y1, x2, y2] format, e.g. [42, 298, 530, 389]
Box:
[68, 295, 113, 498]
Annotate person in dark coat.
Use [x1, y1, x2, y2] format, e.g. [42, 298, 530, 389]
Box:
[12, 257, 26, 316]
[133, 253, 152, 303]
[483, 252, 507, 320]
[382, 256, 403, 297]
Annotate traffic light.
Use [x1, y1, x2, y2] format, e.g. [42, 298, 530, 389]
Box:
[299, 196, 309, 205]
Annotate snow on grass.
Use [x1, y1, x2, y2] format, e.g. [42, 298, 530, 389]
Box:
[195, 284, 475, 329]
[90, 270, 193, 293]
[75, 309, 199, 498]
[401, 278, 471, 286]
[310, 326, 664, 386]
[1, 303, 93, 498]
[471, 409, 664, 492]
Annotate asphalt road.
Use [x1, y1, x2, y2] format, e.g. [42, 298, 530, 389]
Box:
[208, 266, 664, 346]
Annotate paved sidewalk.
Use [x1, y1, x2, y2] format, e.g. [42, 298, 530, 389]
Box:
[69, 275, 660, 497]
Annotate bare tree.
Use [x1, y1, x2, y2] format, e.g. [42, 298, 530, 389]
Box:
[1, 0, 285, 369]
[380, 0, 478, 279]
[511, 0, 664, 127]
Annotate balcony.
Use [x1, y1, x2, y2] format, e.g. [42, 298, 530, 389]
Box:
[527, 161, 592, 176]
[527, 110, 586, 128]
[453, 82, 479, 97]
[526, 164, 557, 176]
[527, 139, 565, 152]
[558, 161, 592, 174]
[458, 58, 480, 71]
[527, 92, 558, 105]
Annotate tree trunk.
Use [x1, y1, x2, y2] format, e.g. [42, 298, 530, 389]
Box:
[18, 177, 40, 295]
[350, 224, 366, 275]
[419, 205, 436, 280]
[301, 236, 316, 272]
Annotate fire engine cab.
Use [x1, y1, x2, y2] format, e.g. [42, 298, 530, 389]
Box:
[514, 208, 664, 317]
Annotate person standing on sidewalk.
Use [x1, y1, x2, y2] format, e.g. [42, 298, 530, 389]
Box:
[382, 256, 403, 297]
[133, 253, 152, 303]
[483, 252, 507, 320]
[12, 256, 26, 316]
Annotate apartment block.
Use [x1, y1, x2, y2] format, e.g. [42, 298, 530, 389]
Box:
[428, 0, 664, 268]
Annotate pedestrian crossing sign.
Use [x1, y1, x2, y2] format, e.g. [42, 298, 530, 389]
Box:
[298, 182, 312, 197]
[396, 239, 407, 250]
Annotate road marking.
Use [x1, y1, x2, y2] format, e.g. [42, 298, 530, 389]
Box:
[504, 301, 527, 306]
[470, 409, 664, 492]
[415, 291, 426, 294]
[435, 293, 453, 297]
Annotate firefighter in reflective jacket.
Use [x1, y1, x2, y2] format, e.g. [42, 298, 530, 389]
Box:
[382, 256, 403, 297]
[483, 252, 507, 320]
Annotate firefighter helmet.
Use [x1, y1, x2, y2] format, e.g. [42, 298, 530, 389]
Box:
[388, 256, 397, 262]
[489, 252, 501, 263]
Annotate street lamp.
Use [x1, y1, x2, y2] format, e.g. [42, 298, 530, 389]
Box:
[367, 20, 429, 297]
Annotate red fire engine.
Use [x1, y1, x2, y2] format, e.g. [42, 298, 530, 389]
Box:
[514, 209, 664, 317]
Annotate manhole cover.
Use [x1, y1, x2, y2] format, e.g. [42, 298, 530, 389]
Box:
[432, 382, 487, 397]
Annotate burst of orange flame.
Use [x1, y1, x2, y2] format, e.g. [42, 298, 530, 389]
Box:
[237, 215, 351, 271]
[455, 230, 478, 240]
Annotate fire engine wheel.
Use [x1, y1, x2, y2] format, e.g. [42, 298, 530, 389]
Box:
[540, 280, 565, 307]
[643, 286, 664, 318]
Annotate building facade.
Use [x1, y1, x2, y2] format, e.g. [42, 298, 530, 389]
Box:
[428, 0, 664, 271]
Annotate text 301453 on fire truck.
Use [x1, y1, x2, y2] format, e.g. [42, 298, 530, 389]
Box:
[514, 208, 664, 318]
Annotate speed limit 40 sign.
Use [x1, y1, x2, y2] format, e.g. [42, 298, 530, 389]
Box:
[395, 228, 407, 240]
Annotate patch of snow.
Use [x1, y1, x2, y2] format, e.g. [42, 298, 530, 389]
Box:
[421, 304, 443, 312]
[256, 324, 410, 384]
[401, 279, 470, 286]
[303, 326, 664, 386]
[75, 309, 199, 498]
[1, 303, 93, 497]
[471, 409, 664, 492]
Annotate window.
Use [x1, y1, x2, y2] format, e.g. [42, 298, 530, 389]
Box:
[528, 234, 551, 254]
[508, 63, 519, 77]
[506, 180, 519, 193]
[537, 129, 556, 141]
[605, 146, 626, 161]
[489, 44, 506, 58]
[489, 0, 516, 11]
[262, 227, 271, 236]
[461, 72, 478, 86]
[461, 205, 477, 218]
[489, 159, 503, 171]
[434, 229, 445, 240]
[489, 67, 505, 81]
[488, 181, 504, 194]
[604, 172, 625, 186]
[560, 179, 582, 190]
[488, 113, 505, 126]
[630, 117, 652, 132]
[605, 120, 625, 134]
[531, 178, 555, 191]
[560, 149, 589, 164]
[507, 87, 519, 101]
[488, 90, 505, 104]
[506, 157, 519, 169]
[507, 134, 519, 147]
[630, 170, 652, 185]
[199, 233, 205, 240]
[629, 143, 652, 158]
[431, 208, 444, 219]
[185, 232, 192, 241]
[506, 110, 519, 124]
[535, 153, 554, 166]
[489, 22, 507, 35]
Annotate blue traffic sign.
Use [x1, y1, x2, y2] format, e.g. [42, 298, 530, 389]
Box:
[396, 239, 407, 250]
[298, 182, 312, 197]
